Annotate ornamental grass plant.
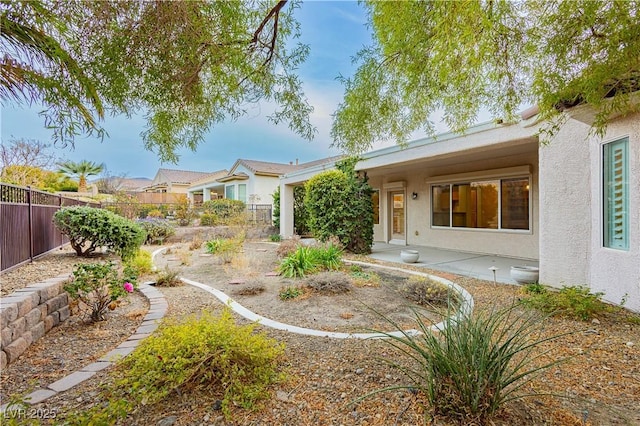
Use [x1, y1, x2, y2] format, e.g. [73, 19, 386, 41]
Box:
[372, 302, 571, 423]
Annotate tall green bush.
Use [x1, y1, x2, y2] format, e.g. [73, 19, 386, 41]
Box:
[304, 157, 373, 253]
[53, 206, 146, 260]
[201, 199, 246, 223]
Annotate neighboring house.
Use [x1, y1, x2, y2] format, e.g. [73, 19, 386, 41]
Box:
[145, 168, 221, 194]
[279, 107, 639, 311]
[188, 157, 341, 209]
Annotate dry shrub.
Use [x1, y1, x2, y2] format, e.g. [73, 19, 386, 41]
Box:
[277, 236, 301, 258]
[401, 275, 458, 306]
[155, 266, 183, 287]
[234, 285, 266, 296]
[189, 235, 203, 251]
[306, 272, 352, 294]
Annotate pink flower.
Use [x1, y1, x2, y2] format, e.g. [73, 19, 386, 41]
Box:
[123, 282, 134, 293]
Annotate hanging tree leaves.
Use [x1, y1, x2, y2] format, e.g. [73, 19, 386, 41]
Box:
[1, 0, 314, 162]
[332, 0, 640, 154]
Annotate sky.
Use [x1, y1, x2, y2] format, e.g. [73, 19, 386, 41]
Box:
[1, 1, 489, 180]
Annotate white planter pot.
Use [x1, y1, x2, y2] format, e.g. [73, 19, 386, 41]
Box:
[510, 266, 540, 284]
[400, 249, 420, 263]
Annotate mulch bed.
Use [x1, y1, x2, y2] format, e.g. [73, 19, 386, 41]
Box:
[1, 242, 639, 425]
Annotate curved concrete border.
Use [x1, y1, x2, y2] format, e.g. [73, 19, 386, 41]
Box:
[0, 283, 167, 411]
[154, 246, 474, 339]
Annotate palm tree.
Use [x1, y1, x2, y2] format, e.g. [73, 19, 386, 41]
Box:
[58, 160, 104, 193]
[1, 1, 104, 136]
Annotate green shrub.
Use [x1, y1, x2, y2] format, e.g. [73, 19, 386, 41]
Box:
[199, 212, 218, 226]
[279, 285, 304, 300]
[53, 206, 146, 260]
[174, 194, 195, 226]
[521, 285, 610, 320]
[137, 218, 176, 244]
[304, 158, 373, 254]
[278, 246, 318, 278]
[311, 242, 343, 270]
[201, 199, 246, 225]
[269, 233, 282, 242]
[65, 262, 138, 322]
[205, 233, 244, 262]
[401, 276, 459, 307]
[113, 309, 284, 418]
[147, 209, 164, 218]
[125, 249, 153, 276]
[374, 303, 569, 423]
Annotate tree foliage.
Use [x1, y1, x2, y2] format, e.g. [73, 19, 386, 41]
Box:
[58, 159, 104, 193]
[332, 0, 640, 153]
[1, 0, 314, 162]
[304, 158, 373, 254]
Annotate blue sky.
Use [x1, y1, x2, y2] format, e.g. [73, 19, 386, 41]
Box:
[0, 1, 375, 179]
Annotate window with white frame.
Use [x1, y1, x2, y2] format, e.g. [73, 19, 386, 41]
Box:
[603, 137, 629, 250]
[431, 177, 530, 230]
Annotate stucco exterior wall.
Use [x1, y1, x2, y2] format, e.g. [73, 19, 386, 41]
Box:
[252, 175, 280, 205]
[589, 115, 640, 311]
[369, 150, 539, 260]
[540, 113, 640, 311]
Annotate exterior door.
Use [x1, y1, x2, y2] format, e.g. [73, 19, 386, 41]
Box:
[389, 191, 405, 244]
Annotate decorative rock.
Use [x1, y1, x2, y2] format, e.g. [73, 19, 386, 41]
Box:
[157, 416, 178, 426]
[626, 341, 634, 347]
[355, 368, 364, 375]
[591, 318, 600, 325]
[276, 390, 290, 402]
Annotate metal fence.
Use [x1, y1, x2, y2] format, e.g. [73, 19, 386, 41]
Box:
[246, 204, 272, 225]
[0, 183, 99, 273]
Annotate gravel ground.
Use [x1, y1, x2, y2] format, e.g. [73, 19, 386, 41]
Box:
[1, 240, 639, 425]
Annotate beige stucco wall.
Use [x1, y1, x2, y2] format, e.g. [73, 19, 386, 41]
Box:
[540, 113, 640, 311]
[368, 149, 539, 260]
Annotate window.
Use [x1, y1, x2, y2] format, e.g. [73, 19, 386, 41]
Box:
[432, 177, 530, 230]
[372, 190, 380, 224]
[238, 184, 247, 203]
[603, 137, 629, 250]
[225, 185, 235, 200]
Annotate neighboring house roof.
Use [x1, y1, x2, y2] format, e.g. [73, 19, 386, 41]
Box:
[155, 168, 215, 185]
[227, 156, 345, 179]
[118, 177, 152, 192]
[190, 169, 228, 186]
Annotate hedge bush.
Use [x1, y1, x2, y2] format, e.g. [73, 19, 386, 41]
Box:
[53, 206, 146, 260]
[304, 158, 373, 254]
[201, 199, 246, 225]
[137, 218, 176, 244]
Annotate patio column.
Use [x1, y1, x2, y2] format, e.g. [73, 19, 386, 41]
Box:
[203, 188, 211, 202]
[280, 183, 295, 238]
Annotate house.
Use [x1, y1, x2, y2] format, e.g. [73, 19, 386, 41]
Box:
[187, 157, 341, 212]
[142, 168, 224, 204]
[144, 168, 222, 194]
[279, 108, 639, 312]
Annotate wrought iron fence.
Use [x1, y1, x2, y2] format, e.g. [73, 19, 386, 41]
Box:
[0, 183, 98, 273]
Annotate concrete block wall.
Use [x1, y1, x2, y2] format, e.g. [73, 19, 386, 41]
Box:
[0, 274, 71, 369]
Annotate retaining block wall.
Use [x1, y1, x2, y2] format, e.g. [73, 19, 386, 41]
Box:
[0, 274, 71, 369]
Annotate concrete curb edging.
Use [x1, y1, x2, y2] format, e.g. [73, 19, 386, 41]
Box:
[155, 246, 474, 339]
[0, 283, 166, 412]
